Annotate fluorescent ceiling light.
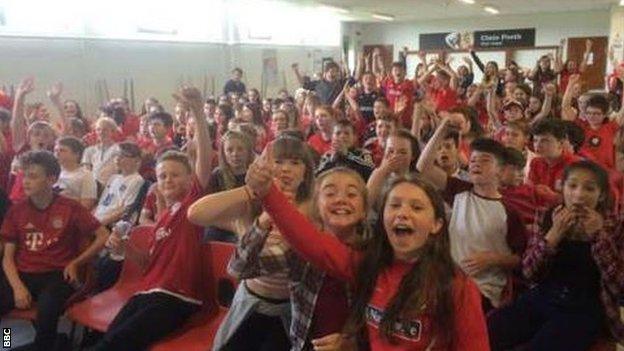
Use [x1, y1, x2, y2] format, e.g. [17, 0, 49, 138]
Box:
[458, 0, 476, 4]
[372, 13, 395, 21]
[483, 5, 499, 14]
[620, 0, 624, 6]
[319, 4, 350, 13]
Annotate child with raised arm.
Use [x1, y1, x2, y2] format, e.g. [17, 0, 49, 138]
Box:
[93, 86, 213, 351]
[188, 136, 316, 350]
[0, 151, 109, 351]
[417, 118, 527, 310]
[245, 150, 489, 350]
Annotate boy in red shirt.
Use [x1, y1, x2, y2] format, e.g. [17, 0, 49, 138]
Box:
[381, 62, 414, 128]
[500, 147, 559, 237]
[420, 64, 459, 112]
[93, 86, 213, 351]
[138, 112, 177, 181]
[563, 94, 623, 170]
[528, 119, 580, 193]
[0, 150, 109, 351]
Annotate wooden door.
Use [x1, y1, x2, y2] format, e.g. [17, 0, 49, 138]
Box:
[567, 36, 608, 90]
[363, 45, 394, 71]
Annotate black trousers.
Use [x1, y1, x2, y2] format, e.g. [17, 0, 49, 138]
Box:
[488, 285, 604, 351]
[221, 311, 291, 351]
[93, 292, 199, 351]
[0, 270, 74, 351]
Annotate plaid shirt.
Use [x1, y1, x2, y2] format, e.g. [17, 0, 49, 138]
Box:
[522, 219, 624, 342]
[228, 222, 332, 351]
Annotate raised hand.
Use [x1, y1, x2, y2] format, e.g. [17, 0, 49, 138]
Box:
[173, 85, 203, 111]
[568, 73, 581, 85]
[544, 83, 557, 97]
[245, 143, 275, 199]
[47, 82, 63, 103]
[585, 39, 593, 53]
[16, 77, 35, 98]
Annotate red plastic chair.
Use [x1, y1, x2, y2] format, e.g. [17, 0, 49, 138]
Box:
[151, 241, 237, 351]
[5, 307, 37, 321]
[65, 225, 154, 332]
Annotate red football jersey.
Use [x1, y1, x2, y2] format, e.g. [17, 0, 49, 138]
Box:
[381, 77, 414, 128]
[0, 195, 101, 272]
[528, 152, 581, 192]
[307, 133, 332, 156]
[577, 119, 620, 170]
[136, 178, 205, 304]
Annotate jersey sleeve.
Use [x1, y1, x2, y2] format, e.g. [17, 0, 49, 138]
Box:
[504, 205, 528, 255]
[443, 177, 473, 205]
[262, 183, 361, 282]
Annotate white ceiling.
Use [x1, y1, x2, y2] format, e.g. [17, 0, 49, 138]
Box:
[284, 0, 617, 22]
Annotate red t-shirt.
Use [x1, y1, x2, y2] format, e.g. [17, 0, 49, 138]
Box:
[528, 152, 581, 192]
[262, 185, 490, 351]
[501, 184, 560, 237]
[382, 77, 414, 128]
[307, 134, 332, 156]
[576, 119, 620, 170]
[137, 178, 205, 304]
[0, 195, 101, 273]
[121, 114, 141, 140]
[431, 86, 458, 112]
[310, 275, 350, 339]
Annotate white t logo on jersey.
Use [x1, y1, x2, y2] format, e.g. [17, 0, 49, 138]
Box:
[25, 232, 44, 251]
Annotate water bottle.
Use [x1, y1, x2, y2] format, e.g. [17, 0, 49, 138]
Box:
[109, 220, 132, 261]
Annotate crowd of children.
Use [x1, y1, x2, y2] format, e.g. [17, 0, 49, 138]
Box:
[0, 37, 624, 351]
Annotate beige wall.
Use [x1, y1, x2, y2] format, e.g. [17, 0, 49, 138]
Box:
[0, 36, 339, 117]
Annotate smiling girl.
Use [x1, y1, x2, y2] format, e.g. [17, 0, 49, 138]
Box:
[246, 153, 488, 349]
[188, 136, 316, 351]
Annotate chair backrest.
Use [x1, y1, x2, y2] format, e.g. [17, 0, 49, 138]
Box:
[115, 225, 154, 287]
[201, 242, 237, 309]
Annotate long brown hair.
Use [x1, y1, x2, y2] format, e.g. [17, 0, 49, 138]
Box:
[218, 131, 254, 190]
[346, 173, 457, 347]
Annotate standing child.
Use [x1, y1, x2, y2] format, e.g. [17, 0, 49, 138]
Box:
[418, 119, 527, 309]
[306, 105, 336, 156]
[381, 62, 414, 128]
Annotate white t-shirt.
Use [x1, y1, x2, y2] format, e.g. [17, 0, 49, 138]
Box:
[94, 173, 145, 222]
[55, 167, 98, 202]
[444, 178, 526, 307]
[82, 143, 120, 185]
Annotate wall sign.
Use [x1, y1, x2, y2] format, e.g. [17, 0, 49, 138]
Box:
[419, 28, 536, 50]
